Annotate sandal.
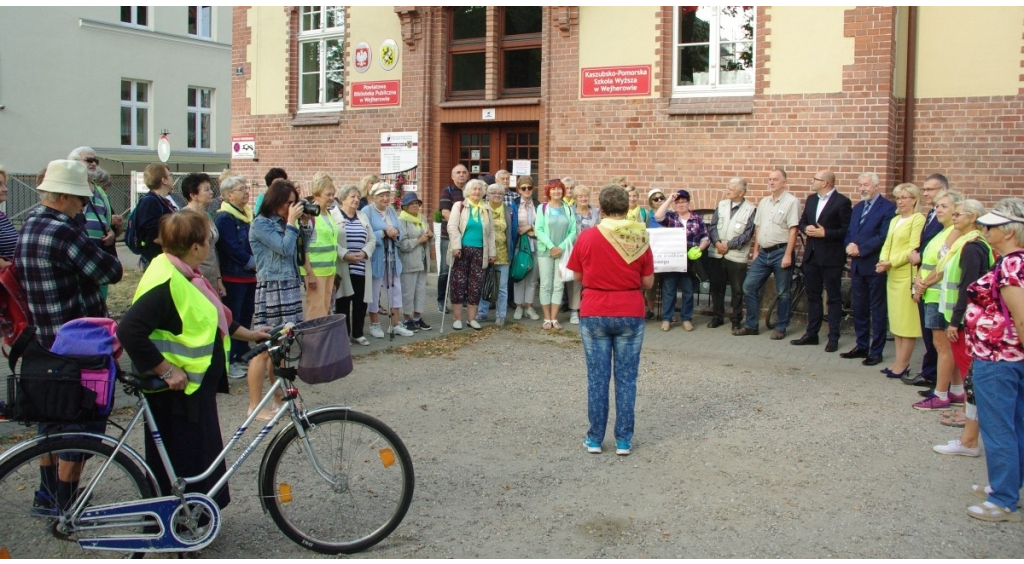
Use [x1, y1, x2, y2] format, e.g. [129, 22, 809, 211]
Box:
[542, 320, 552, 331]
[972, 484, 993, 501]
[967, 501, 1022, 522]
[552, 320, 563, 330]
[939, 409, 966, 428]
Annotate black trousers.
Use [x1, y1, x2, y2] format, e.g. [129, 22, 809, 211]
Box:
[336, 274, 368, 339]
[803, 262, 844, 341]
[707, 256, 747, 327]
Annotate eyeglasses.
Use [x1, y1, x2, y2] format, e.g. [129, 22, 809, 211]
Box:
[895, 196, 915, 201]
[82, 157, 99, 165]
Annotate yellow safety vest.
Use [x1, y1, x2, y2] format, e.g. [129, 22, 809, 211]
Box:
[132, 254, 229, 395]
[300, 214, 339, 277]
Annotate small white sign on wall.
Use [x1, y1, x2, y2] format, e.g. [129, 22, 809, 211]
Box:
[511, 160, 531, 177]
[482, 108, 496, 120]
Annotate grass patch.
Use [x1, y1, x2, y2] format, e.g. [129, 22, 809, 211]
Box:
[107, 268, 144, 319]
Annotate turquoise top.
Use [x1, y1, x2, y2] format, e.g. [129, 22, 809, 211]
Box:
[463, 211, 484, 248]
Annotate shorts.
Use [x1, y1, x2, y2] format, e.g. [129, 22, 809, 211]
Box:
[923, 301, 948, 330]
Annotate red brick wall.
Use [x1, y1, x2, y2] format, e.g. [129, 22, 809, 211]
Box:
[231, 6, 1023, 216]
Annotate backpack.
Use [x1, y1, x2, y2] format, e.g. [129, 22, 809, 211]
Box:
[123, 204, 143, 254]
[0, 263, 31, 356]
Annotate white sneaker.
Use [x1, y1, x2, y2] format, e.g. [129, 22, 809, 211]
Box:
[933, 439, 981, 457]
[228, 362, 248, 379]
[368, 324, 385, 339]
[390, 324, 415, 337]
[352, 336, 370, 346]
[452, 320, 463, 330]
[570, 311, 580, 325]
[525, 307, 540, 320]
[513, 307, 523, 320]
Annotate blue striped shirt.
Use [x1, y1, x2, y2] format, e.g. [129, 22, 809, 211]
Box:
[341, 212, 368, 277]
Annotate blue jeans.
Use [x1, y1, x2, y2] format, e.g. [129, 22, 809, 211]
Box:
[973, 359, 1024, 510]
[581, 316, 644, 444]
[222, 280, 256, 363]
[742, 248, 793, 331]
[477, 264, 510, 318]
[661, 272, 694, 322]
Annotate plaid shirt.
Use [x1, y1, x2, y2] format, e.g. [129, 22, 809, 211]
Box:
[503, 187, 518, 208]
[659, 211, 709, 248]
[15, 207, 123, 348]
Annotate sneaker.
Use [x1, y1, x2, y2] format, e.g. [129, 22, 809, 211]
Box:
[615, 440, 631, 456]
[913, 395, 951, 411]
[438, 304, 450, 314]
[390, 324, 415, 337]
[403, 319, 419, 332]
[525, 307, 540, 320]
[583, 438, 602, 454]
[415, 318, 432, 331]
[32, 491, 57, 517]
[645, 310, 655, 320]
[468, 320, 482, 330]
[228, 362, 248, 379]
[513, 307, 524, 320]
[932, 439, 981, 457]
[570, 311, 580, 325]
[452, 320, 463, 330]
[368, 324, 385, 339]
[495, 316, 505, 327]
[948, 392, 966, 406]
[352, 336, 371, 346]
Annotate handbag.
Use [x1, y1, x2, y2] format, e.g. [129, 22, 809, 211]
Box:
[557, 242, 575, 282]
[481, 264, 498, 304]
[510, 235, 534, 283]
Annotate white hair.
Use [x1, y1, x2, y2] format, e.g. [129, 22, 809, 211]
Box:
[68, 146, 96, 160]
[858, 172, 879, 185]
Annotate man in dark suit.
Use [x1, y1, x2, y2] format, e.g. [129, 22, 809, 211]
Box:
[839, 172, 896, 365]
[902, 173, 948, 388]
[791, 170, 852, 352]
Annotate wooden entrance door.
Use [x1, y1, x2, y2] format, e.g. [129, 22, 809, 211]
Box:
[451, 125, 539, 186]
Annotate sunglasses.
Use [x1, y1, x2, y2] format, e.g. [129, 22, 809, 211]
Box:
[651, 196, 666, 203]
[83, 157, 99, 164]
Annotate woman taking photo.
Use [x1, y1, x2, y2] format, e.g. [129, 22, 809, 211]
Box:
[654, 190, 709, 332]
[535, 179, 578, 330]
[567, 184, 600, 325]
[214, 176, 258, 378]
[119, 211, 270, 509]
[963, 198, 1024, 522]
[911, 190, 963, 409]
[876, 183, 926, 378]
[477, 183, 516, 326]
[330, 185, 375, 346]
[363, 182, 413, 337]
[300, 172, 340, 320]
[447, 179, 496, 330]
[247, 179, 306, 420]
[182, 172, 225, 297]
[397, 192, 433, 332]
[512, 176, 540, 321]
[568, 185, 655, 456]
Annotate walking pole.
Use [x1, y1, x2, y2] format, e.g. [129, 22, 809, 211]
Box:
[384, 237, 394, 341]
[439, 260, 454, 335]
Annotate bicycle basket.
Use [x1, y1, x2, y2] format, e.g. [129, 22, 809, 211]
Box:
[6, 357, 112, 425]
[292, 314, 352, 384]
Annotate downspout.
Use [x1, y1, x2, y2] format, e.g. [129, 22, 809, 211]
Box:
[902, 6, 917, 183]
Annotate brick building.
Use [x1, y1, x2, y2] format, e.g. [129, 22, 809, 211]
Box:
[230, 6, 1023, 213]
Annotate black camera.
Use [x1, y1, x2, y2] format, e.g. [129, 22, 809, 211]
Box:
[302, 201, 321, 216]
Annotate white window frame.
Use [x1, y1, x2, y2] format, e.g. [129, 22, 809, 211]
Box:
[671, 6, 755, 98]
[187, 87, 213, 151]
[120, 6, 149, 28]
[298, 6, 346, 111]
[120, 80, 150, 149]
[188, 6, 212, 39]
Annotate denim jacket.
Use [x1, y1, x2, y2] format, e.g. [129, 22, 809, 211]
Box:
[214, 207, 256, 278]
[249, 214, 301, 282]
[361, 204, 404, 279]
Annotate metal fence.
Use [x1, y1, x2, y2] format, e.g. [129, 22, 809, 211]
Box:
[4, 172, 223, 226]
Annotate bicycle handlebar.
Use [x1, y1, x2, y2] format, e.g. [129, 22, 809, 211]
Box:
[240, 322, 295, 363]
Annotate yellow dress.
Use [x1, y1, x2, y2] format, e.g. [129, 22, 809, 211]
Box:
[879, 213, 925, 337]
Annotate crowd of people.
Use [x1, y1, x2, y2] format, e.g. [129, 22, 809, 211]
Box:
[3, 149, 1022, 523]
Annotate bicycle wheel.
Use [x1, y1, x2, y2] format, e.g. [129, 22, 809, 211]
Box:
[766, 279, 804, 330]
[260, 408, 414, 554]
[0, 437, 154, 559]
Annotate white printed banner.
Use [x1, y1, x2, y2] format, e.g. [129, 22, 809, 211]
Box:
[648, 228, 688, 273]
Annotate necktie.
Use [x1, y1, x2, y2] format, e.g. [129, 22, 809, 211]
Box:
[860, 201, 872, 224]
[927, 209, 936, 225]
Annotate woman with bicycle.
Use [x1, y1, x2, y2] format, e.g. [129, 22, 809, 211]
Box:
[876, 183, 926, 379]
[118, 210, 270, 508]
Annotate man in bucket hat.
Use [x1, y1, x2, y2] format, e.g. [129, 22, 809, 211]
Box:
[16, 159, 123, 348]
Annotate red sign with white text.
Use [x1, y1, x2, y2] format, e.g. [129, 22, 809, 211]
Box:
[580, 65, 652, 98]
[350, 80, 401, 108]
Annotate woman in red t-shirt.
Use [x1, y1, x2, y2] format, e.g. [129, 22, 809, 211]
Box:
[567, 185, 654, 457]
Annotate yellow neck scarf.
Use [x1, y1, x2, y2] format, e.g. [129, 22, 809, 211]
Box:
[597, 217, 650, 263]
[218, 200, 253, 223]
[399, 210, 424, 229]
[464, 199, 485, 222]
